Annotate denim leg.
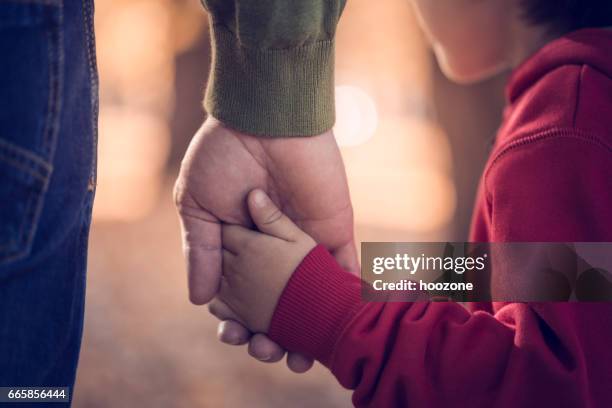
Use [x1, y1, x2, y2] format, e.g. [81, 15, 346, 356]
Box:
[0, 193, 93, 404]
[0, 0, 97, 405]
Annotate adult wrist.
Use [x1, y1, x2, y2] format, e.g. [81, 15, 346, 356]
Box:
[205, 24, 336, 137]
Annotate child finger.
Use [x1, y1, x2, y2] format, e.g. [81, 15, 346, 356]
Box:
[221, 223, 258, 254]
[247, 189, 302, 242]
[217, 320, 251, 346]
[287, 352, 315, 373]
[248, 333, 286, 363]
[208, 296, 240, 321]
[221, 249, 237, 274]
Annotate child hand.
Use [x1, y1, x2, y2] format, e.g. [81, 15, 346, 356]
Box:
[216, 189, 317, 333]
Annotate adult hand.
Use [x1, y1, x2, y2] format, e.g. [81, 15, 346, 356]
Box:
[174, 117, 358, 372]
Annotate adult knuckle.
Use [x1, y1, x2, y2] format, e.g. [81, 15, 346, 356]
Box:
[173, 179, 191, 208]
[208, 301, 220, 316]
[172, 180, 183, 207]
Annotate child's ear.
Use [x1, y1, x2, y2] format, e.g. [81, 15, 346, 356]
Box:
[247, 189, 302, 241]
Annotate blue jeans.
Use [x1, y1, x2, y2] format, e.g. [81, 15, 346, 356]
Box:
[0, 0, 97, 405]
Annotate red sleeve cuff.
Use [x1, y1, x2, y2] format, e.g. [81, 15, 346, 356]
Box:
[268, 244, 365, 367]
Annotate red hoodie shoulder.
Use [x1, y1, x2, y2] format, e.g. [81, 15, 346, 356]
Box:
[483, 131, 612, 241]
[470, 29, 612, 243]
[499, 29, 612, 143]
[470, 39, 612, 369]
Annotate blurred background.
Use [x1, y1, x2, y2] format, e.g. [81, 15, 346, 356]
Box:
[73, 0, 507, 406]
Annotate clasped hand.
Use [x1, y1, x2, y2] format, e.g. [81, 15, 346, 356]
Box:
[210, 189, 316, 343]
[174, 118, 358, 372]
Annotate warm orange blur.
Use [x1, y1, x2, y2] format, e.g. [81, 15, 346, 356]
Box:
[74, 0, 505, 406]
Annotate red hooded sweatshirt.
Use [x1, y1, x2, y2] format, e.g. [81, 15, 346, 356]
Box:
[269, 29, 612, 407]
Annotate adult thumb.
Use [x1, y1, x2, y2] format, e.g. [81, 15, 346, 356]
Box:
[247, 189, 301, 241]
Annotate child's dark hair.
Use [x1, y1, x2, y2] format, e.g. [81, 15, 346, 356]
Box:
[522, 0, 612, 33]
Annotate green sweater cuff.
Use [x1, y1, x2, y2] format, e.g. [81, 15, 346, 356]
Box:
[204, 24, 336, 137]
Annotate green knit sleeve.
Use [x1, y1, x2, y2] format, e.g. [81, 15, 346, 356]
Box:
[201, 0, 347, 137]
